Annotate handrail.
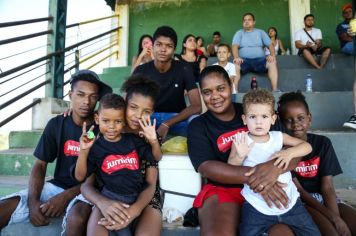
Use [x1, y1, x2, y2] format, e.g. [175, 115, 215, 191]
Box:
[0, 99, 41, 127]
[0, 17, 52, 28]
[66, 14, 119, 28]
[63, 41, 117, 74]
[0, 30, 53, 46]
[0, 79, 51, 110]
[0, 26, 120, 79]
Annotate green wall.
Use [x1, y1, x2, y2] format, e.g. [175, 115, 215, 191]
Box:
[128, 0, 349, 63]
[311, 0, 349, 52]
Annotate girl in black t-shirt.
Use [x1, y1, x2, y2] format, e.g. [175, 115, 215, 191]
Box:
[278, 91, 356, 236]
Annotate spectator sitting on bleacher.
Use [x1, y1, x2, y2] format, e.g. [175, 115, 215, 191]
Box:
[278, 91, 356, 236]
[336, 3, 354, 55]
[196, 36, 209, 57]
[133, 26, 202, 140]
[232, 13, 279, 92]
[265, 27, 286, 55]
[0, 70, 112, 230]
[213, 43, 237, 95]
[295, 14, 331, 69]
[175, 34, 207, 83]
[131, 34, 154, 72]
[207, 31, 221, 57]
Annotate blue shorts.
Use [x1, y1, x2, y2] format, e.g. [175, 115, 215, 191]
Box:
[0, 182, 64, 225]
[151, 112, 197, 137]
[240, 198, 320, 236]
[240, 57, 267, 74]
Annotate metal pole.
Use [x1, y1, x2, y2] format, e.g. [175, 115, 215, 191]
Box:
[45, 0, 67, 98]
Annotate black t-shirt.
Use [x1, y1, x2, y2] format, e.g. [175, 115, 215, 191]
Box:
[175, 54, 207, 83]
[86, 133, 156, 195]
[187, 103, 286, 188]
[133, 60, 197, 113]
[293, 133, 343, 194]
[34, 115, 98, 189]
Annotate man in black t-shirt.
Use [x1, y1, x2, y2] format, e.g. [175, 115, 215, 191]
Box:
[0, 70, 112, 231]
[133, 26, 202, 139]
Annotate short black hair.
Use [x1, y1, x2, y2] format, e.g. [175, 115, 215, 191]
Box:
[199, 65, 231, 87]
[277, 91, 310, 120]
[217, 43, 231, 52]
[121, 74, 160, 103]
[98, 93, 125, 112]
[243, 12, 255, 21]
[304, 14, 314, 21]
[213, 31, 221, 36]
[153, 26, 178, 48]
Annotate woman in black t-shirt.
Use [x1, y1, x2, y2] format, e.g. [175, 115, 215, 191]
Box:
[187, 65, 297, 236]
[278, 91, 356, 236]
[175, 34, 207, 82]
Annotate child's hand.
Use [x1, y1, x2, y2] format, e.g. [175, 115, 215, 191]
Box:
[79, 122, 95, 150]
[138, 116, 158, 145]
[272, 150, 292, 170]
[234, 132, 253, 161]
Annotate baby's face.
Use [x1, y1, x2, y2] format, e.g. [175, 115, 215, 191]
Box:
[242, 103, 276, 137]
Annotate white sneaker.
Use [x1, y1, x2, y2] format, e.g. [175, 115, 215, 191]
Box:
[343, 115, 356, 129]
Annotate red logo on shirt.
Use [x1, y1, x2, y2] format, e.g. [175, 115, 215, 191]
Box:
[101, 150, 139, 174]
[217, 127, 248, 153]
[294, 156, 320, 178]
[64, 140, 80, 157]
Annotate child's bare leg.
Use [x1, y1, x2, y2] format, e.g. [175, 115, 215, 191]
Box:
[87, 207, 109, 236]
[134, 206, 162, 236]
[339, 202, 356, 235]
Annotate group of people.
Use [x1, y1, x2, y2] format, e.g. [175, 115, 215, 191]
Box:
[0, 5, 356, 236]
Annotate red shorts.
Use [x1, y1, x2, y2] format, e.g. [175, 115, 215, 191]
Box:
[193, 184, 244, 208]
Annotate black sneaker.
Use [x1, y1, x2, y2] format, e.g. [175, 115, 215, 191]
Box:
[343, 115, 356, 129]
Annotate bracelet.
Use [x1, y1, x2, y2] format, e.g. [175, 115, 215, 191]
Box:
[161, 122, 170, 129]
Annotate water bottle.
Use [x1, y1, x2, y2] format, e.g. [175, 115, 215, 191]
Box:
[251, 76, 258, 90]
[286, 48, 290, 55]
[305, 74, 313, 92]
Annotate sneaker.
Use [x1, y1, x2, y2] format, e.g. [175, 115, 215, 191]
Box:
[343, 115, 356, 129]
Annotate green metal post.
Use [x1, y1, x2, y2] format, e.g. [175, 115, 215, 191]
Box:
[45, 0, 67, 98]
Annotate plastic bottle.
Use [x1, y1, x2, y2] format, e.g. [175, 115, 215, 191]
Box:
[305, 73, 313, 92]
[286, 48, 290, 55]
[251, 76, 258, 90]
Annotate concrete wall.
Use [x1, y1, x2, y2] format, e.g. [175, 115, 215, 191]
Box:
[127, 0, 349, 63]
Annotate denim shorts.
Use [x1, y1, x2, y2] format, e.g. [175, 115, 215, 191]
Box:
[0, 182, 64, 224]
[240, 198, 320, 236]
[240, 57, 267, 74]
[151, 112, 197, 137]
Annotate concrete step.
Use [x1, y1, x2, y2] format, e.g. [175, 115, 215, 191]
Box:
[236, 91, 354, 130]
[98, 73, 127, 89]
[8, 130, 42, 149]
[207, 54, 354, 70]
[0, 148, 55, 176]
[237, 69, 353, 92]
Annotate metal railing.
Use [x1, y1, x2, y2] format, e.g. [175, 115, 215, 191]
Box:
[0, 13, 120, 127]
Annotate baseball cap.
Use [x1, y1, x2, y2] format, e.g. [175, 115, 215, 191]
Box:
[70, 69, 112, 99]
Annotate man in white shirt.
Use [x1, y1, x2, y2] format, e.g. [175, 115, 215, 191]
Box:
[295, 14, 331, 69]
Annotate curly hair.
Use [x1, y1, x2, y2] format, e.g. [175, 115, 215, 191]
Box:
[121, 74, 160, 103]
[242, 88, 275, 114]
[277, 91, 310, 120]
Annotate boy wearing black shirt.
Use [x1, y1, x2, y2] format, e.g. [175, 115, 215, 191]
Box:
[0, 70, 112, 229]
[133, 26, 202, 139]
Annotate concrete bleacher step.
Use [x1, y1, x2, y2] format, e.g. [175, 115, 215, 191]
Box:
[237, 69, 353, 92]
[0, 148, 55, 176]
[236, 91, 354, 129]
[207, 54, 354, 70]
[8, 130, 42, 149]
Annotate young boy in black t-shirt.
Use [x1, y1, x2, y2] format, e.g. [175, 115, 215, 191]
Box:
[75, 93, 161, 235]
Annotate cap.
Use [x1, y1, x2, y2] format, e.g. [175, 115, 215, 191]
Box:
[342, 3, 352, 12]
[70, 69, 112, 99]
